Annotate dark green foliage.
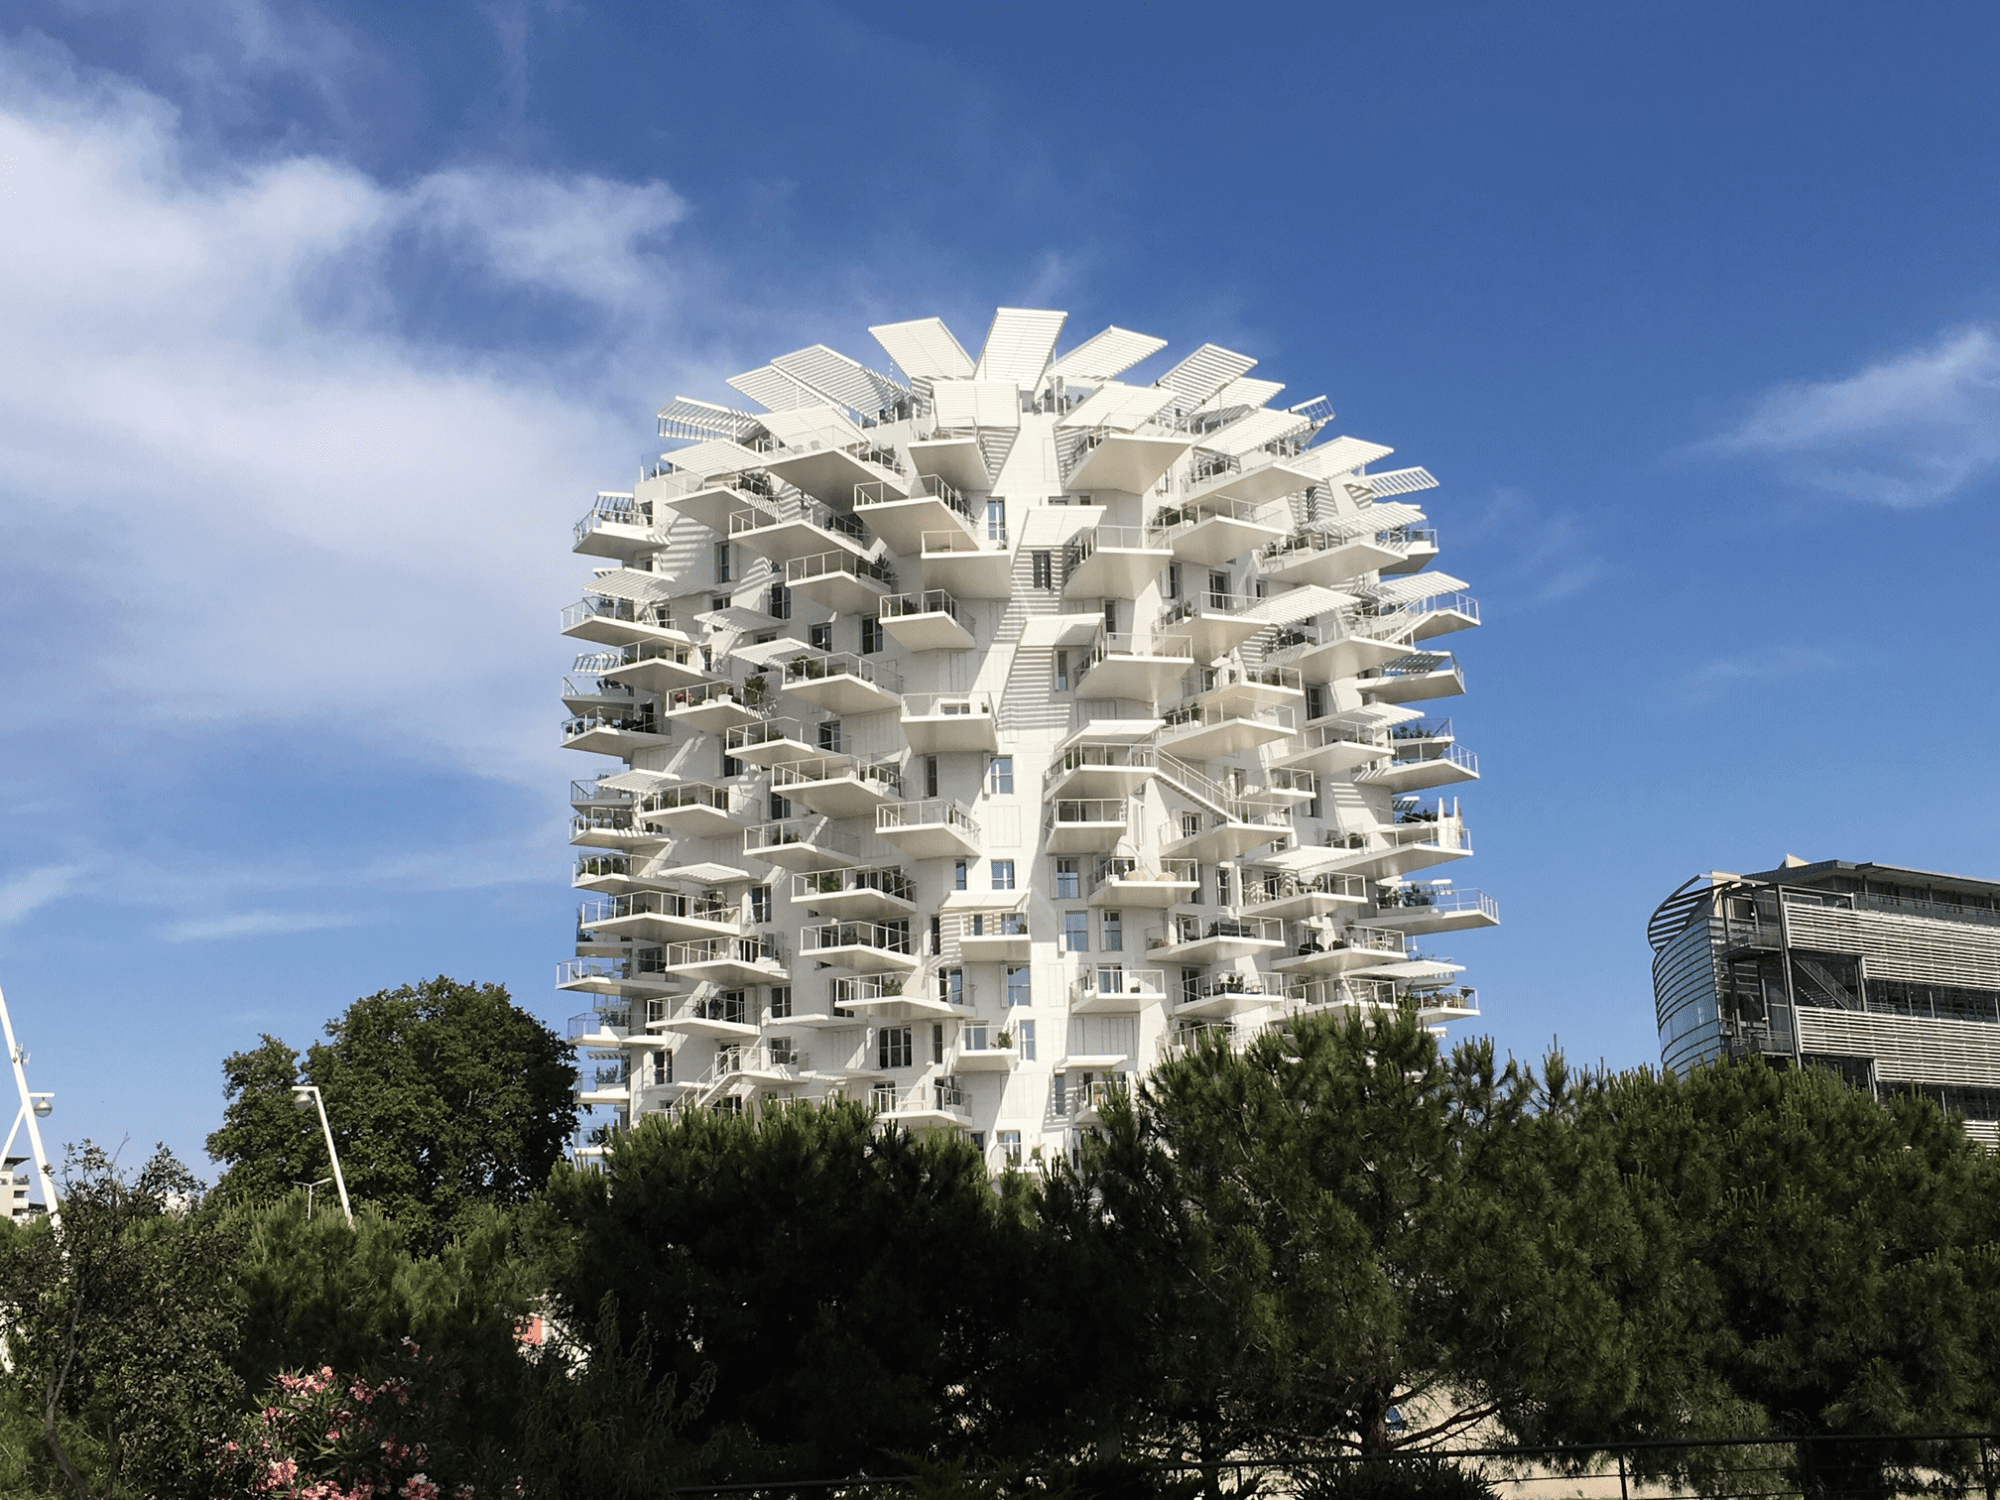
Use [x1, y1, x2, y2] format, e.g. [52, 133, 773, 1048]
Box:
[1292, 1455, 1498, 1500]
[0, 1144, 245, 1500]
[537, 1097, 1029, 1477]
[208, 976, 578, 1253]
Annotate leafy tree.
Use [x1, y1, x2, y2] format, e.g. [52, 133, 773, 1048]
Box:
[208, 976, 578, 1252]
[1573, 1059, 2000, 1499]
[537, 1097, 1028, 1478]
[0, 1144, 245, 1500]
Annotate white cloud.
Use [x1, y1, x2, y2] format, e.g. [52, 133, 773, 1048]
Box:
[1716, 327, 2000, 506]
[0, 865, 86, 926]
[0, 36, 696, 787]
[159, 908, 359, 942]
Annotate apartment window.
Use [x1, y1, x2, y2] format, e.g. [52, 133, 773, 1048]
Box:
[930, 914, 942, 955]
[818, 718, 842, 752]
[925, 755, 940, 798]
[1307, 789, 1322, 819]
[652, 1049, 671, 1086]
[938, 968, 965, 1007]
[769, 985, 792, 1019]
[1181, 968, 1201, 1006]
[861, 615, 883, 654]
[1182, 813, 1202, 838]
[718, 1095, 744, 1116]
[1007, 965, 1031, 1007]
[1053, 1074, 1068, 1116]
[750, 885, 773, 924]
[991, 859, 1017, 891]
[998, 1129, 1023, 1166]
[1055, 857, 1080, 900]
[722, 749, 743, 778]
[1063, 911, 1090, 953]
[770, 1036, 798, 1066]
[954, 859, 969, 892]
[1102, 910, 1123, 952]
[986, 497, 1006, 542]
[769, 792, 792, 820]
[712, 595, 730, 614]
[1305, 684, 1326, 721]
[878, 1026, 913, 1069]
[1103, 598, 1118, 632]
[987, 756, 1014, 794]
[1054, 650, 1071, 692]
[1215, 867, 1232, 907]
[1017, 1020, 1036, 1061]
[768, 581, 792, 619]
[809, 622, 833, 651]
[971, 1131, 986, 1151]
[1208, 570, 1230, 606]
[713, 541, 733, 583]
[1032, 550, 1054, 590]
[933, 1022, 946, 1065]
[1166, 561, 1182, 599]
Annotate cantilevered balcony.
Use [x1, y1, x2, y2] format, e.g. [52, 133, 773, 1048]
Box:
[728, 495, 875, 567]
[1047, 798, 1129, 854]
[572, 492, 658, 560]
[769, 755, 903, 819]
[853, 473, 980, 554]
[1367, 590, 1481, 643]
[1273, 721, 1393, 775]
[1063, 525, 1174, 599]
[900, 694, 998, 754]
[1074, 629, 1194, 703]
[1189, 662, 1307, 716]
[652, 989, 760, 1041]
[1320, 802, 1473, 879]
[1157, 699, 1296, 763]
[583, 890, 743, 945]
[1262, 767, 1320, 804]
[645, 462, 780, 534]
[743, 816, 863, 872]
[569, 807, 664, 851]
[1150, 495, 1288, 567]
[1157, 590, 1269, 661]
[830, 970, 971, 1019]
[562, 710, 669, 757]
[919, 529, 1013, 598]
[1088, 857, 1198, 908]
[1377, 524, 1441, 575]
[1359, 653, 1465, 705]
[560, 592, 687, 650]
[1271, 922, 1408, 976]
[762, 437, 907, 509]
[661, 680, 762, 735]
[876, 798, 981, 859]
[952, 1020, 1020, 1072]
[1062, 423, 1193, 494]
[1284, 974, 1400, 1019]
[1371, 883, 1501, 936]
[799, 919, 919, 971]
[1170, 970, 1286, 1019]
[1162, 803, 1292, 862]
[779, 651, 902, 715]
[573, 853, 635, 893]
[1355, 730, 1480, 793]
[1241, 869, 1370, 921]
[785, 549, 898, 614]
[1151, 915, 1286, 965]
[557, 954, 678, 1000]
[635, 782, 740, 838]
[601, 638, 717, 695]
[561, 669, 632, 717]
[1258, 520, 1407, 587]
[1043, 740, 1157, 800]
[1071, 965, 1168, 1013]
[1414, 985, 1482, 1022]
[905, 432, 992, 495]
[951, 903, 1031, 963]
[725, 716, 820, 767]
[869, 1078, 971, 1130]
[1263, 619, 1410, 680]
[790, 865, 916, 921]
[1177, 452, 1319, 510]
[879, 589, 975, 651]
[657, 936, 787, 988]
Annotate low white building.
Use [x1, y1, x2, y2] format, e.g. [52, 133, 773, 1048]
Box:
[559, 309, 1495, 1167]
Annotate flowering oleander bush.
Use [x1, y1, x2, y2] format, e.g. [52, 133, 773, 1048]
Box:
[222, 1342, 486, 1500]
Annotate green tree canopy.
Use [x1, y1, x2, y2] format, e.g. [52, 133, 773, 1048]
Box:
[207, 976, 578, 1252]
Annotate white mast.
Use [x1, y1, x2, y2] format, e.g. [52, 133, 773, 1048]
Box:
[0, 981, 58, 1229]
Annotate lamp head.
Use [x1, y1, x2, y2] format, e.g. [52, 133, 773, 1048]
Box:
[29, 1093, 51, 1119]
[291, 1085, 315, 1111]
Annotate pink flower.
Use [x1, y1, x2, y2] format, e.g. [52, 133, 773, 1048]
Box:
[401, 1477, 439, 1500]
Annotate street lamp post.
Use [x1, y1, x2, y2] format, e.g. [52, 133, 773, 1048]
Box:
[292, 1085, 353, 1226]
[0, 981, 58, 1229]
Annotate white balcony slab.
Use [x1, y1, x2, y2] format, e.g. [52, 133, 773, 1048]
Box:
[905, 436, 990, 493]
[1068, 431, 1192, 494]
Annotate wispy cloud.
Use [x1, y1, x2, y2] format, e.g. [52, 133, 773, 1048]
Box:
[158, 908, 360, 942]
[0, 865, 85, 926]
[1713, 327, 2000, 506]
[1450, 486, 1606, 613]
[1666, 644, 1843, 706]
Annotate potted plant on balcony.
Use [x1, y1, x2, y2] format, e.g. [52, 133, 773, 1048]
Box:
[742, 672, 767, 709]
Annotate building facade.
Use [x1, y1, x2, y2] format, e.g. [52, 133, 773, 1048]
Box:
[560, 309, 1494, 1167]
[1649, 858, 2000, 1144]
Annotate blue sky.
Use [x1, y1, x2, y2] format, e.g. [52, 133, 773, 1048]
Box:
[4, 1, 2000, 1177]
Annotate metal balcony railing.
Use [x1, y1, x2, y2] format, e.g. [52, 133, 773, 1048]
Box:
[1287, 923, 1406, 959]
[1082, 628, 1194, 673]
[729, 495, 869, 545]
[1286, 975, 1399, 1011]
[570, 808, 638, 837]
[1358, 743, 1479, 781]
[902, 693, 992, 719]
[856, 472, 976, 525]
[574, 854, 631, 883]
[791, 865, 916, 905]
[954, 911, 1028, 939]
[583, 890, 740, 927]
[1089, 857, 1198, 894]
[785, 549, 897, 590]
[1185, 970, 1284, 1004]
[572, 492, 649, 545]
[769, 756, 904, 799]
[1073, 966, 1166, 1002]
[1043, 741, 1156, 792]
[801, 920, 914, 957]
[662, 936, 785, 969]
[1155, 916, 1285, 951]
[780, 651, 903, 694]
[726, 717, 813, 755]
[830, 971, 914, 1008]
[563, 711, 660, 741]
[1064, 524, 1170, 577]
[1159, 700, 1297, 736]
[920, 527, 1006, 556]
[571, 780, 634, 808]
[637, 783, 734, 817]
[880, 588, 964, 623]
[1376, 886, 1499, 922]
[877, 799, 981, 837]
[743, 818, 864, 861]
[561, 593, 677, 634]
[662, 680, 750, 714]
[1052, 798, 1127, 827]
[1242, 870, 1369, 910]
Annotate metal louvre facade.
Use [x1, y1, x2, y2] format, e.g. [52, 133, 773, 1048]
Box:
[1647, 859, 2000, 1144]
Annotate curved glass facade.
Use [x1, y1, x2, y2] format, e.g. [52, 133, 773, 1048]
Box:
[1654, 905, 1722, 1075]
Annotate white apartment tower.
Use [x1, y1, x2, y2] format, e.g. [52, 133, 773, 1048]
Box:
[561, 309, 1495, 1165]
